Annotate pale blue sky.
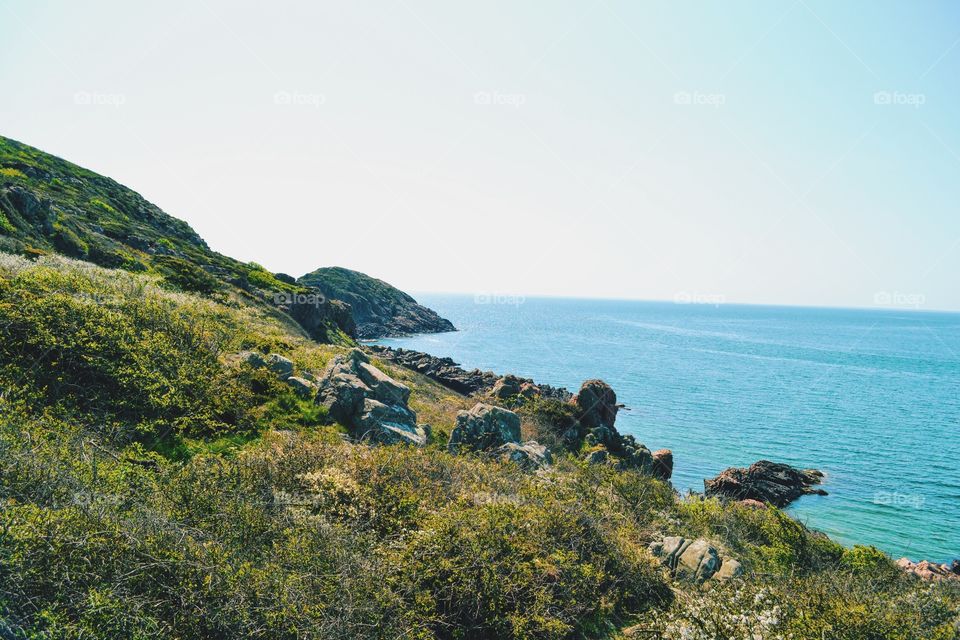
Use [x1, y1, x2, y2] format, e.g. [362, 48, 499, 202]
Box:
[2, 0, 959, 309]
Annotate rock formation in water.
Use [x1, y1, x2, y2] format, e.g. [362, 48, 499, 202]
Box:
[704, 460, 826, 507]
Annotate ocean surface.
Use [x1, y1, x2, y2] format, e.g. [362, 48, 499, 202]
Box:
[376, 295, 960, 562]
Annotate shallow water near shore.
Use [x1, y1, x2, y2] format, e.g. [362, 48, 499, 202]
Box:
[376, 295, 960, 562]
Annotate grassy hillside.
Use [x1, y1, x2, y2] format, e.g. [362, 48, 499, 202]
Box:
[0, 253, 956, 640]
[0, 135, 353, 344]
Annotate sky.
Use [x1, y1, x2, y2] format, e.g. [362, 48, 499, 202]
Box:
[2, 0, 959, 310]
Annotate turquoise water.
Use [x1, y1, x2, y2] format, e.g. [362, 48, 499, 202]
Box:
[377, 295, 960, 562]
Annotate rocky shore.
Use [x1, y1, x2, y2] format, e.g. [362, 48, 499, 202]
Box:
[368, 345, 573, 400]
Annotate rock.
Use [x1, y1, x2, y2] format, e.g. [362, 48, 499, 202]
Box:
[616, 438, 653, 473]
[573, 379, 619, 429]
[448, 403, 521, 454]
[713, 558, 743, 581]
[586, 449, 608, 465]
[279, 290, 357, 341]
[367, 345, 572, 400]
[491, 375, 522, 399]
[739, 499, 767, 510]
[298, 266, 456, 339]
[652, 449, 674, 481]
[265, 353, 295, 380]
[519, 382, 539, 398]
[676, 539, 722, 583]
[492, 441, 552, 470]
[237, 350, 267, 369]
[648, 537, 723, 583]
[897, 558, 960, 582]
[316, 349, 427, 447]
[357, 399, 427, 446]
[704, 460, 827, 508]
[286, 376, 316, 398]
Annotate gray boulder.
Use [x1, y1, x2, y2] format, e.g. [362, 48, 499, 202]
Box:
[237, 350, 267, 369]
[317, 349, 427, 447]
[713, 558, 743, 581]
[649, 536, 724, 584]
[265, 353, 295, 380]
[286, 376, 317, 398]
[492, 441, 552, 470]
[448, 403, 521, 453]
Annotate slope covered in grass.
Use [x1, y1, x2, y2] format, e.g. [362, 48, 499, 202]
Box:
[0, 254, 956, 640]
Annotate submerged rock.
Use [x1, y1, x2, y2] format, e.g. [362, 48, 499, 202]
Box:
[448, 403, 521, 454]
[704, 460, 826, 508]
[316, 349, 427, 447]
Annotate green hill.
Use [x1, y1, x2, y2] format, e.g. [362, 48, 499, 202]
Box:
[0, 135, 450, 343]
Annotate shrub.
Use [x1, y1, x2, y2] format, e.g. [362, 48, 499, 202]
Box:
[51, 224, 89, 257]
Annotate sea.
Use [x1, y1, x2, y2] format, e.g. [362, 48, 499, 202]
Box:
[375, 294, 960, 562]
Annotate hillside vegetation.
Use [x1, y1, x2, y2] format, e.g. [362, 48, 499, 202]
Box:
[0, 139, 956, 639]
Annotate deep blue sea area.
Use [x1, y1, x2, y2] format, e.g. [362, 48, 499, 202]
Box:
[376, 295, 960, 562]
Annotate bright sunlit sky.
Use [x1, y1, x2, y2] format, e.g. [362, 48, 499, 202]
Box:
[2, 1, 959, 309]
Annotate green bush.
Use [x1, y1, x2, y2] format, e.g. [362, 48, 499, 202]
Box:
[51, 223, 89, 257]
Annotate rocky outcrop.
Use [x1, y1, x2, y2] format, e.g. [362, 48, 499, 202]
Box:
[649, 537, 741, 584]
[896, 558, 960, 582]
[368, 346, 500, 394]
[573, 379, 665, 477]
[367, 346, 573, 401]
[574, 379, 620, 429]
[704, 460, 826, 508]
[652, 449, 674, 482]
[276, 290, 357, 340]
[448, 402, 551, 469]
[492, 441, 552, 470]
[316, 349, 428, 446]
[298, 266, 455, 339]
[286, 376, 317, 398]
[448, 403, 521, 453]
